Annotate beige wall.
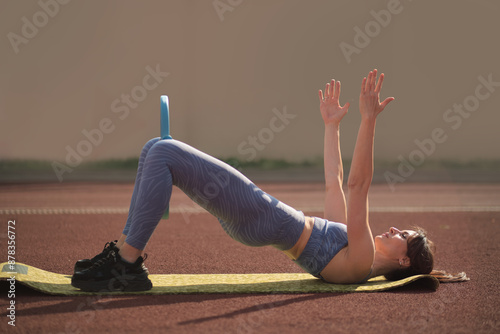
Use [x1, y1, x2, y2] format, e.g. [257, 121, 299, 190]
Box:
[1, 0, 499, 165]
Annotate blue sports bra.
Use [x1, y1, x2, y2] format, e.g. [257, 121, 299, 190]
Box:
[293, 217, 372, 283]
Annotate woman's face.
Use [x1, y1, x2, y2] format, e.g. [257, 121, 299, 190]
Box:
[375, 227, 417, 259]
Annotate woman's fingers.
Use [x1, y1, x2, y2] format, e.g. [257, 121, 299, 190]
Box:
[318, 89, 324, 103]
[321, 79, 340, 101]
[369, 70, 375, 91]
[375, 72, 384, 93]
[372, 69, 377, 88]
[380, 97, 395, 109]
[362, 69, 385, 94]
[359, 70, 393, 114]
[333, 80, 341, 102]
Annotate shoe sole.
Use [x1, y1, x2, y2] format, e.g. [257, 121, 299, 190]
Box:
[71, 274, 153, 292]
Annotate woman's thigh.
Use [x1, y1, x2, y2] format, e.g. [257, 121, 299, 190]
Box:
[149, 139, 304, 249]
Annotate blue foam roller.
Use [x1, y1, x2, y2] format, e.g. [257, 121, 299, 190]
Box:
[161, 95, 172, 140]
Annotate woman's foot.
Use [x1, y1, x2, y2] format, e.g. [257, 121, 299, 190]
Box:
[73, 240, 119, 273]
[71, 249, 152, 292]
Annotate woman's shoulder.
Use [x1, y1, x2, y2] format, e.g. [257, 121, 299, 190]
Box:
[320, 246, 373, 284]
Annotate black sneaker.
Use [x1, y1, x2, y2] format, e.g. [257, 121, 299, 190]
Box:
[71, 250, 153, 292]
[74, 240, 119, 273]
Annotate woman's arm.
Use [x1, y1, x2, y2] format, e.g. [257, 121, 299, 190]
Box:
[345, 69, 394, 277]
[318, 80, 350, 223]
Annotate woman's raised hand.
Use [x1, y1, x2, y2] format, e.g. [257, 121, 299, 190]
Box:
[359, 69, 394, 119]
[319, 79, 350, 125]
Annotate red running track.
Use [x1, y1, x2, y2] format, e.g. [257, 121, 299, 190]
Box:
[0, 182, 499, 333]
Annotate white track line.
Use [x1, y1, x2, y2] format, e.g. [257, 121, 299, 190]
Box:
[0, 206, 499, 215]
[298, 206, 500, 213]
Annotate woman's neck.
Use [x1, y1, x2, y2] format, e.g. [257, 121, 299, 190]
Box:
[371, 250, 399, 278]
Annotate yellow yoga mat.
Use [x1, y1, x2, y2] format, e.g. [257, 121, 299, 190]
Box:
[1, 262, 439, 295]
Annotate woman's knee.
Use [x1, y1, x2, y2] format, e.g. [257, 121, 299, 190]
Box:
[150, 139, 184, 153]
[141, 137, 162, 155]
[144, 139, 186, 165]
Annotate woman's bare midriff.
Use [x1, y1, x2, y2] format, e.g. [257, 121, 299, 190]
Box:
[282, 216, 315, 260]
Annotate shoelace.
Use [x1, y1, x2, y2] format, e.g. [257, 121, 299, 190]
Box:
[89, 240, 118, 262]
[103, 240, 118, 251]
[90, 249, 118, 269]
[90, 250, 148, 270]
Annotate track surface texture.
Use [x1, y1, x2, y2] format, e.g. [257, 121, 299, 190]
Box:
[0, 182, 499, 334]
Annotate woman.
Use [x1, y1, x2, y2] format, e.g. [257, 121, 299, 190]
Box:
[71, 70, 468, 292]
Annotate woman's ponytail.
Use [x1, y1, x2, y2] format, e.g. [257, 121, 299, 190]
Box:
[430, 270, 469, 283]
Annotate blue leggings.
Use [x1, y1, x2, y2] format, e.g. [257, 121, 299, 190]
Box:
[122, 138, 305, 251]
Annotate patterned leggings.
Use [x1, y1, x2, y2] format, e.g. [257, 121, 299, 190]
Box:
[122, 138, 305, 251]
